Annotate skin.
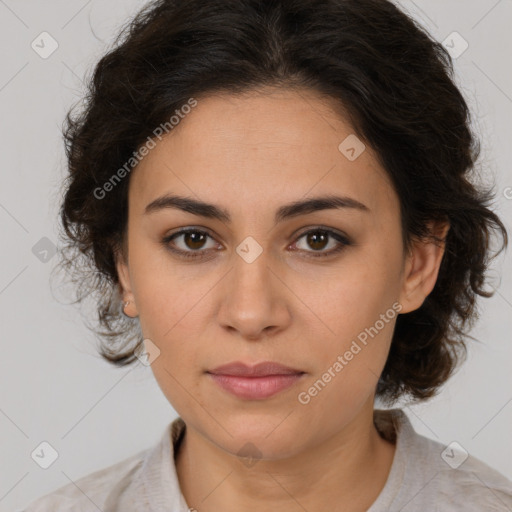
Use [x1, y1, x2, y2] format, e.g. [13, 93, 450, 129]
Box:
[115, 87, 449, 512]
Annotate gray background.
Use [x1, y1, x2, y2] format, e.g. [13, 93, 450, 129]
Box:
[0, 0, 511, 510]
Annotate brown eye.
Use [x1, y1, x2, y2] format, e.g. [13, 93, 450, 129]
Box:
[162, 228, 219, 259]
[182, 231, 208, 250]
[292, 228, 351, 258]
[305, 231, 329, 251]
[162, 226, 351, 261]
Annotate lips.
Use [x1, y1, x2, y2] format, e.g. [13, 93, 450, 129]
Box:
[207, 361, 304, 377]
[206, 361, 305, 400]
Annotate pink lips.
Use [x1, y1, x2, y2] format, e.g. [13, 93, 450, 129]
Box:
[207, 361, 305, 400]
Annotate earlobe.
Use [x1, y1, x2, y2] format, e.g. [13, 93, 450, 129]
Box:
[398, 220, 450, 314]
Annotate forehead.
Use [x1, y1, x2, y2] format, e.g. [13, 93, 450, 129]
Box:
[129, 88, 398, 222]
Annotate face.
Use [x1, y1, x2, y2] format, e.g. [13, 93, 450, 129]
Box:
[116, 87, 446, 460]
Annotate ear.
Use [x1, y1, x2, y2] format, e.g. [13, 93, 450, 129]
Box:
[398, 220, 450, 314]
[114, 243, 139, 318]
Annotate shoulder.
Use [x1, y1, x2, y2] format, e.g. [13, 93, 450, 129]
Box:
[416, 433, 512, 509]
[374, 409, 512, 511]
[23, 448, 149, 511]
[22, 418, 186, 512]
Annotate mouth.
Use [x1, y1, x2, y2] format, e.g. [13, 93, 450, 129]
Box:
[206, 361, 306, 400]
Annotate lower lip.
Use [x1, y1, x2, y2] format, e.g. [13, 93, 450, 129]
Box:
[207, 373, 304, 400]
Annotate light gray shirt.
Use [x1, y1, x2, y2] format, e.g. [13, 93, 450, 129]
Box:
[23, 408, 512, 511]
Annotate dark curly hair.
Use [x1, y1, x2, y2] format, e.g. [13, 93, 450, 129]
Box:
[56, 0, 508, 405]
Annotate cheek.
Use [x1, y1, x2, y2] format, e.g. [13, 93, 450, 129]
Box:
[298, 247, 402, 394]
[296, 301, 397, 418]
[129, 255, 216, 382]
[309, 253, 400, 345]
[128, 238, 202, 337]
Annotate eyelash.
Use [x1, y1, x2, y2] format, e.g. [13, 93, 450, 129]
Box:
[161, 227, 352, 260]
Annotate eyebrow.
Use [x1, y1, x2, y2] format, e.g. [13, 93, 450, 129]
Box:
[144, 193, 370, 223]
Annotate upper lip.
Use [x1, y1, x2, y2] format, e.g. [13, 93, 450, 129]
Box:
[207, 361, 304, 377]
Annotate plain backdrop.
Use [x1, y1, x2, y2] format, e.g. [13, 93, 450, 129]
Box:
[0, 0, 511, 510]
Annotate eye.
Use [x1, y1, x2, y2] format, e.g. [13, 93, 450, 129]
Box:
[162, 228, 219, 260]
[161, 226, 351, 260]
[290, 228, 351, 258]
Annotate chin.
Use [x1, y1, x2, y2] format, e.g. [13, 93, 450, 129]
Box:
[209, 413, 309, 460]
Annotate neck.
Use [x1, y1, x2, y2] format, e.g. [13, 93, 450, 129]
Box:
[175, 401, 396, 512]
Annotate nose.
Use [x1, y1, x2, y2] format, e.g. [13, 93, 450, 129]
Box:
[216, 245, 292, 341]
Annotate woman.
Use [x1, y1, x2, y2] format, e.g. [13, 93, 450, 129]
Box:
[25, 0, 512, 510]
